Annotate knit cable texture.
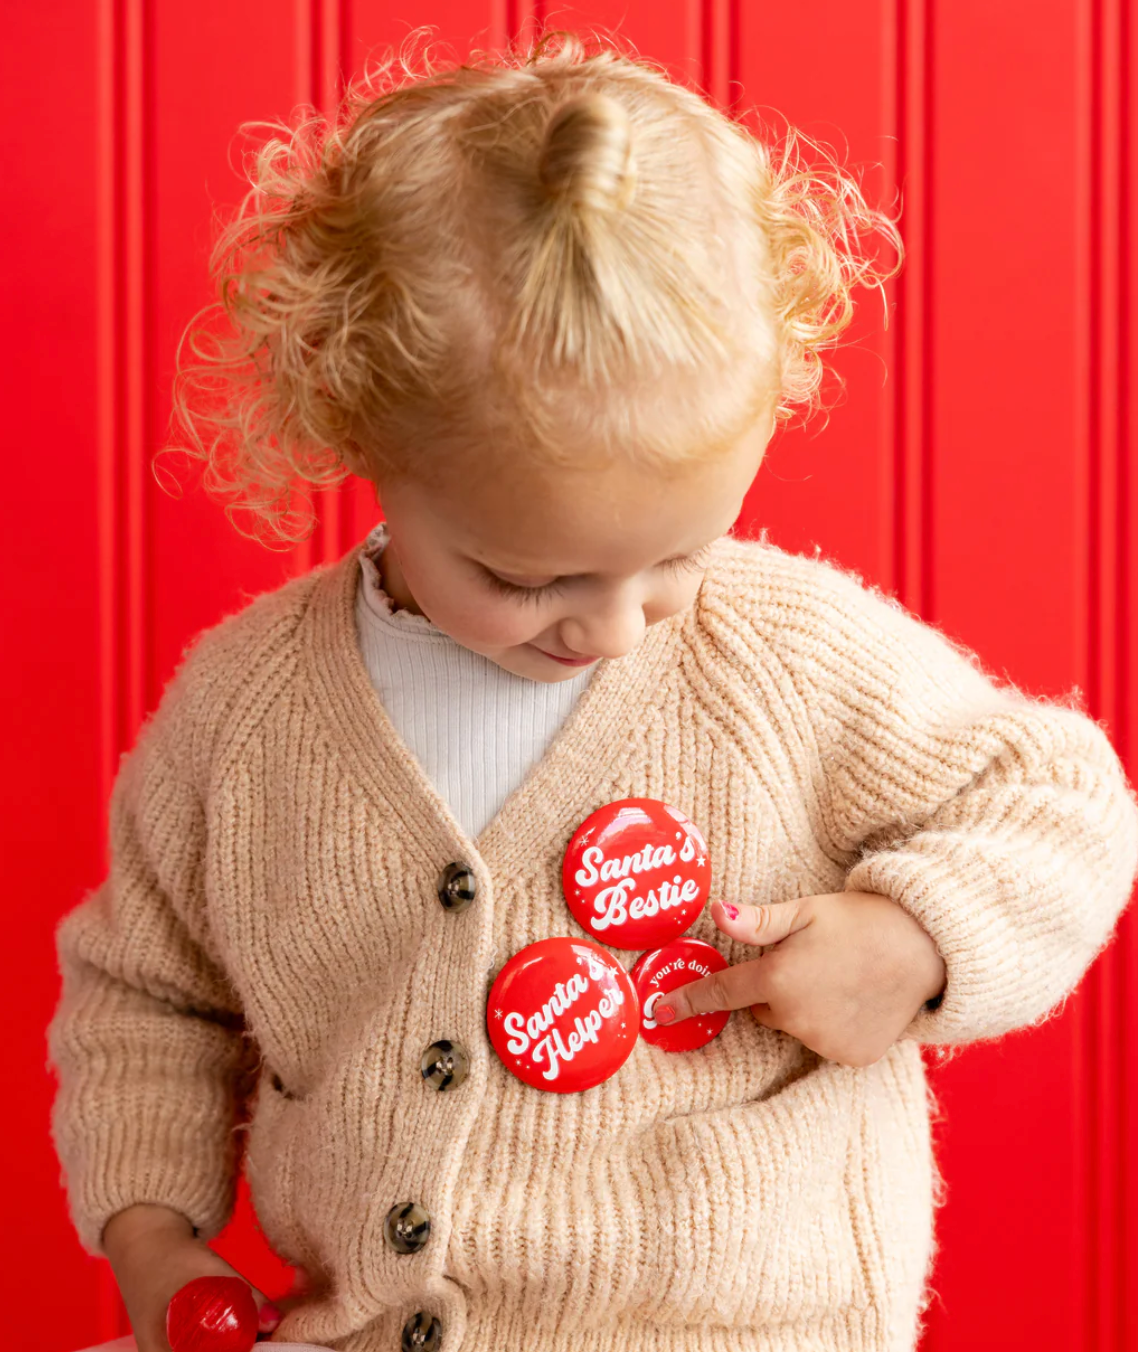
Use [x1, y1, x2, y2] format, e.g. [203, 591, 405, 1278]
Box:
[45, 533, 1138, 1352]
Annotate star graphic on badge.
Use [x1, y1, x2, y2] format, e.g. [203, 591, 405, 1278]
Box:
[494, 1008, 504, 1019]
[697, 855, 706, 866]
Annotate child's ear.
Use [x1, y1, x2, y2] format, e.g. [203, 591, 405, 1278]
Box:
[336, 436, 365, 478]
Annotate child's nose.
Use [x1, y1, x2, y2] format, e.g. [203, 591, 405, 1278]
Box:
[559, 601, 647, 662]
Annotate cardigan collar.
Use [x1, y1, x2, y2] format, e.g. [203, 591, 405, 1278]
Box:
[299, 535, 720, 878]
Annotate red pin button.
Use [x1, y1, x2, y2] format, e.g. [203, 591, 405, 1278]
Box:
[562, 798, 711, 950]
[630, 937, 730, 1052]
[488, 937, 638, 1092]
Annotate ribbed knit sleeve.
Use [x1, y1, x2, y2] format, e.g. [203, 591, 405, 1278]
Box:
[45, 665, 256, 1259]
[701, 539, 1138, 1048]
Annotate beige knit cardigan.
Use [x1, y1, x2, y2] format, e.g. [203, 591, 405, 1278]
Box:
[46, 533, 1138, 1352]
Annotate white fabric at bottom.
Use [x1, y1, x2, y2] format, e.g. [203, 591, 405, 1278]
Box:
[72, 1340, 333, 1352]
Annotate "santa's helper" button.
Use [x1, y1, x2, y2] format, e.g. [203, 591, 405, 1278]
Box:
[630, 937, 730, 1052]
[487, 937, 638, 1093]
[562, 798, 711, 950]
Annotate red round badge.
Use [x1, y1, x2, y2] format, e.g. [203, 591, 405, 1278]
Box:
[629, 937, 730, 1052]
[562, 798, 711, 950]
[488, 937, 639, 1093]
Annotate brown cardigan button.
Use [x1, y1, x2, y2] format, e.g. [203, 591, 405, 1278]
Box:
[437, 862, 476, 913]
[384, 1201, 432, 1253]
[421, 1040, 469, 1091]
[402, 1312, 442, 1350]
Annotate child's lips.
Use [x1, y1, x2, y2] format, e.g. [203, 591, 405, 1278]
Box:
[532, 645, 599, 667]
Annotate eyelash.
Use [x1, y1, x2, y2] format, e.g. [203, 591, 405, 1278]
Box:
[481, 573, 566, 604]
[481, 546, 714, 604]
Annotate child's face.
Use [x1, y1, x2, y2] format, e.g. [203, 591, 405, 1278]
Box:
[375, 415, 772, 684]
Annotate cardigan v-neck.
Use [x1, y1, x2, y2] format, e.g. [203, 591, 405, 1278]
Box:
[304, 533, 696, 873]
[353, 520, 596, 841]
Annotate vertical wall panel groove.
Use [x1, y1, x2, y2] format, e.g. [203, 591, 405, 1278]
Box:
[878, 0, 899, 596]
[96, 0, 117, 840]
[700, 0, 730, 110]
[1102, 0, 1128, 1346]
[891, 0, 931, 621]
[1079, 44, 1103, 1336]
[309, 0, 352, 568]
[1118, 0, 1133, 768]
[292, 0, 316, 582]
[294, 0, 350, 576]
[95, 0, 152, 1336]
[94, 0, 117, 1334]
[1113, 0, 1129, 1341]
[126, 0, 149, 726]
[1072, 0, 1095, 1343]
[699, 0, 740, 113]
[1081, 0, 1127, 1346]
[1104, 0, 1130, 1333]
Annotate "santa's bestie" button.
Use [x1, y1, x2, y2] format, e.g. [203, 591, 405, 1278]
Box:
[487, 937, 639, 1093]
[630, 937, 730, 1052]
[562, 798, 711, 949]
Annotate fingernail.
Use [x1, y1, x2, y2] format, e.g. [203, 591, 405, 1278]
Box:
[720, 902, 739, 920]
[655, 1005, 676, 1024]
[258, 1303, 283, 1333]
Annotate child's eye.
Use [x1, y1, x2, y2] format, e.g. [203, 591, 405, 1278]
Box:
[660, 544, 714, 577]
[480, 543, 713, 603]
[481, 570, 566, 603]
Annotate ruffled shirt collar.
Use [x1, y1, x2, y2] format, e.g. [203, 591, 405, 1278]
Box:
[357, 519, 441, 634]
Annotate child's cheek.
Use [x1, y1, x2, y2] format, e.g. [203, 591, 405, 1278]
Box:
[455, 611, 536, 650]
[424, 583, 541, 651]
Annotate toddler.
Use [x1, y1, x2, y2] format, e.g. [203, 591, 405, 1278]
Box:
[47, 28, 1138, 1352]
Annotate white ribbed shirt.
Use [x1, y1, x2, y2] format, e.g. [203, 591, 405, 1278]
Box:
[353, 520, 595, 839]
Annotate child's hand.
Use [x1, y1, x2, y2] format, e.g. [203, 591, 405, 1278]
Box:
[656, 893, 947, 1068]
[102, 1203, 287, 1351]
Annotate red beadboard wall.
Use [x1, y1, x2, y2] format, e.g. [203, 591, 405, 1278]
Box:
[4, 1, 1135, 1349]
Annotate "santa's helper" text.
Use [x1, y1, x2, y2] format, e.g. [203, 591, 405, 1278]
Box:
[503, 959, 628, 1082]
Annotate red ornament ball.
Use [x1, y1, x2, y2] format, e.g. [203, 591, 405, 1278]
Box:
[166, 1275, 259, 1352]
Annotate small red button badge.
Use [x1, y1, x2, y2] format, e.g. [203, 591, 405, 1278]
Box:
[488, 937, 639, 1093]
[630, 937, 730, 1052]
[562, 798, 711, 950]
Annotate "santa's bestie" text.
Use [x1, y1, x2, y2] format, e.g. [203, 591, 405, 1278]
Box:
[573, 833, 701, 933]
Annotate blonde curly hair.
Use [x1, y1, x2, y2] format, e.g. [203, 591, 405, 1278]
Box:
[163, 26, 903, 547]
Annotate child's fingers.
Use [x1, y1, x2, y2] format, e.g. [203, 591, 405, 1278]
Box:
[257, 1299, 284, 1334]
[653, 955, 770, 1025]
[267, 1264, 316, 1319]
[749, 1002, 782, 1030]
[711, 897, 811, 948]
